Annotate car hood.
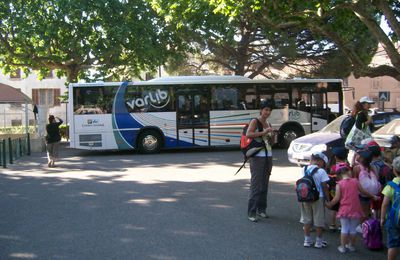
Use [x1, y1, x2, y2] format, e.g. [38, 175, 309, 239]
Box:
[293, 132, 341, 145]
[372, 134, 392, 148]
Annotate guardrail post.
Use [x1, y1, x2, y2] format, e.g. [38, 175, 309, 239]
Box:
[0, 140, 2, 167]
[27, 133, 31, 156]
[8, 138, 13, 164]
[19, 138, 22, 157]
[2, 140, 5, 168]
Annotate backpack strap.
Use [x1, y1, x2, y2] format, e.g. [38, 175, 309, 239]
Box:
[388, 181, 400, 193]
[234, 157, 249, 175]
[255, 118, 263, 132]
[304, 165, 319, 177]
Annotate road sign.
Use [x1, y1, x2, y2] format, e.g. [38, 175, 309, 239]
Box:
[379, 91, 390, 102]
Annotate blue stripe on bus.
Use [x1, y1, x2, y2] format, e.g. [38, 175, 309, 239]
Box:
[112, 82, 142, 149]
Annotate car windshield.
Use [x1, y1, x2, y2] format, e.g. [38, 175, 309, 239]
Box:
[319, 115, 346, 133]
[373, 119, 400, 135]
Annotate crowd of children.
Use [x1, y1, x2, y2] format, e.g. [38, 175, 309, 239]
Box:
[298, 136, 400, 259]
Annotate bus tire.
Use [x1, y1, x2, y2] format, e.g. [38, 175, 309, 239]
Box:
[279, 126, 304, 148]
[137, 130, 162, 154]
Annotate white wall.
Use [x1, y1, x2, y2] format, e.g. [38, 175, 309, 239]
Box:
[0, 71, 67, 132]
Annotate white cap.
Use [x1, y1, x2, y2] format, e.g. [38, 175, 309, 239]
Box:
[311, 152, 329, 165]
[359, 96, 374, 104]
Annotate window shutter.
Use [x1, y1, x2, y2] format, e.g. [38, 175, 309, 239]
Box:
[32, 89, 39, 105]
[54, 88, 61, 106]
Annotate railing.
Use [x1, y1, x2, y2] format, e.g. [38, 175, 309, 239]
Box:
[0, 134, 31, 168]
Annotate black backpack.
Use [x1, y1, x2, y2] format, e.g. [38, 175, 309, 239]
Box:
[235, 119, 265, 175]
[340, 115, 355, 138]
[295, 166, 320, 202]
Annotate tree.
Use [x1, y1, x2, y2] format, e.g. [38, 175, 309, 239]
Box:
[0, 0, 181, 82]
[209, 0, 400, 80]
[151, 0, 379, 79]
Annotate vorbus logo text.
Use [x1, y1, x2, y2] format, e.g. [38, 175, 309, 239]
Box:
[126, 89, 170, 110]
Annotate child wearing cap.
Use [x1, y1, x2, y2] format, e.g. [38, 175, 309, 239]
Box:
[326, 163, 379, 253]
[381, 156, 400, 260]
[384, 135, 400, 165]
[300, 152, 331, 249]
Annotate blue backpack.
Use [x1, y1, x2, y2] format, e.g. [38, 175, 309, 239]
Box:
[371, 160, 394, 186]
[340, 115, 355, 138]
[387, 181, 400, 228]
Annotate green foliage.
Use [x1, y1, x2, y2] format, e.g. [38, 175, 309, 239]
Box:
[0, 126, 36, 135]
[205, 0, 400, 80]
[59, 124, 68, 139]
[0, 0, 183, 82]
[152, 0, 362, 78]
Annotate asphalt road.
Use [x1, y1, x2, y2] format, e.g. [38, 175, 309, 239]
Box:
[0, 145, 386, 259]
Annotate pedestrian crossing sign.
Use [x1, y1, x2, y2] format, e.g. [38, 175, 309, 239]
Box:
[379, 91, 390, 102]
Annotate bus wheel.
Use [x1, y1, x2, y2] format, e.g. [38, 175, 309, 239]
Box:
[138, 130, 162, 154]
[279, 127, 303, 148]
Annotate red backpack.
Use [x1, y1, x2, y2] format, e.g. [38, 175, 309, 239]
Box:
[235, 119, 265, 175]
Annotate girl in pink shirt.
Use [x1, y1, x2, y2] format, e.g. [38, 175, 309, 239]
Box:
[326, 163, 379, 253]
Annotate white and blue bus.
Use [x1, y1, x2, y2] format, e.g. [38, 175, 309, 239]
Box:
[68, 76, 344, 153]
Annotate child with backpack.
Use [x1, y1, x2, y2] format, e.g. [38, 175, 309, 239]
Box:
[326, 163, 380, 253]
[384, 135, 400, 165]
[353, 149, 381, 223]
[368, 141, 393, 219]
[328, 147, 350, 231]
[381, 156, 400, 260]
[298, 152, 331, 248]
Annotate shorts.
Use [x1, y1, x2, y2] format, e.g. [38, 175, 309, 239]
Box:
[386, 223, 400, 248]
[300, 199, 325, 227]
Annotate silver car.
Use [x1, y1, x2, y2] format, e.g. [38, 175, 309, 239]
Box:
[288, 111, 400, 166]
[372, 118, 400, 148]
[287, 115, 345, 166]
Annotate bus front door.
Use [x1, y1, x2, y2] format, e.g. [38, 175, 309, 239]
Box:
[176, 88, 210, 146]
[310, 92, 328, 132]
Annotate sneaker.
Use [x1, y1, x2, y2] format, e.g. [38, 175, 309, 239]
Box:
[345, 244, 356, 252]
[337, 245, 346, 253]
[257, 212, 269, 218]
[303, 239, 313, 248]
[314, 240, 327, 249]
[356, 224, 363, 234]
[248, 215, 257, 222]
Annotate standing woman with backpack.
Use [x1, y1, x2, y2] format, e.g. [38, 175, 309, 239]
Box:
[346, 96, 375, 165]
[246, 101, 275, 222]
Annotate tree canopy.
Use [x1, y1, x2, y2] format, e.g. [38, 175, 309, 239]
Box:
[152, 0, 356, 78]
[0, 0, 181, 82]
[0, 0, 398, 81]
[207, 0, 400, 80]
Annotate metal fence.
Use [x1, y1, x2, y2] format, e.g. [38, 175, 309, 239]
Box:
[0, 134, 31, 168]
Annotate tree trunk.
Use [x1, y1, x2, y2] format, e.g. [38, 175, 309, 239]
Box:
[66, 65, 80, 83]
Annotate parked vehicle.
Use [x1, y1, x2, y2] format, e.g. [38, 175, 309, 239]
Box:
[372, 118, 400, 148]
[288, 111, 400, 166]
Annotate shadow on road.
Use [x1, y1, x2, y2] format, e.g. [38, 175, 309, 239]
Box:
[0, 145, 386, 259]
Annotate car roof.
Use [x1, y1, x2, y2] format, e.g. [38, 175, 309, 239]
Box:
[373, 118, 400, 135]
